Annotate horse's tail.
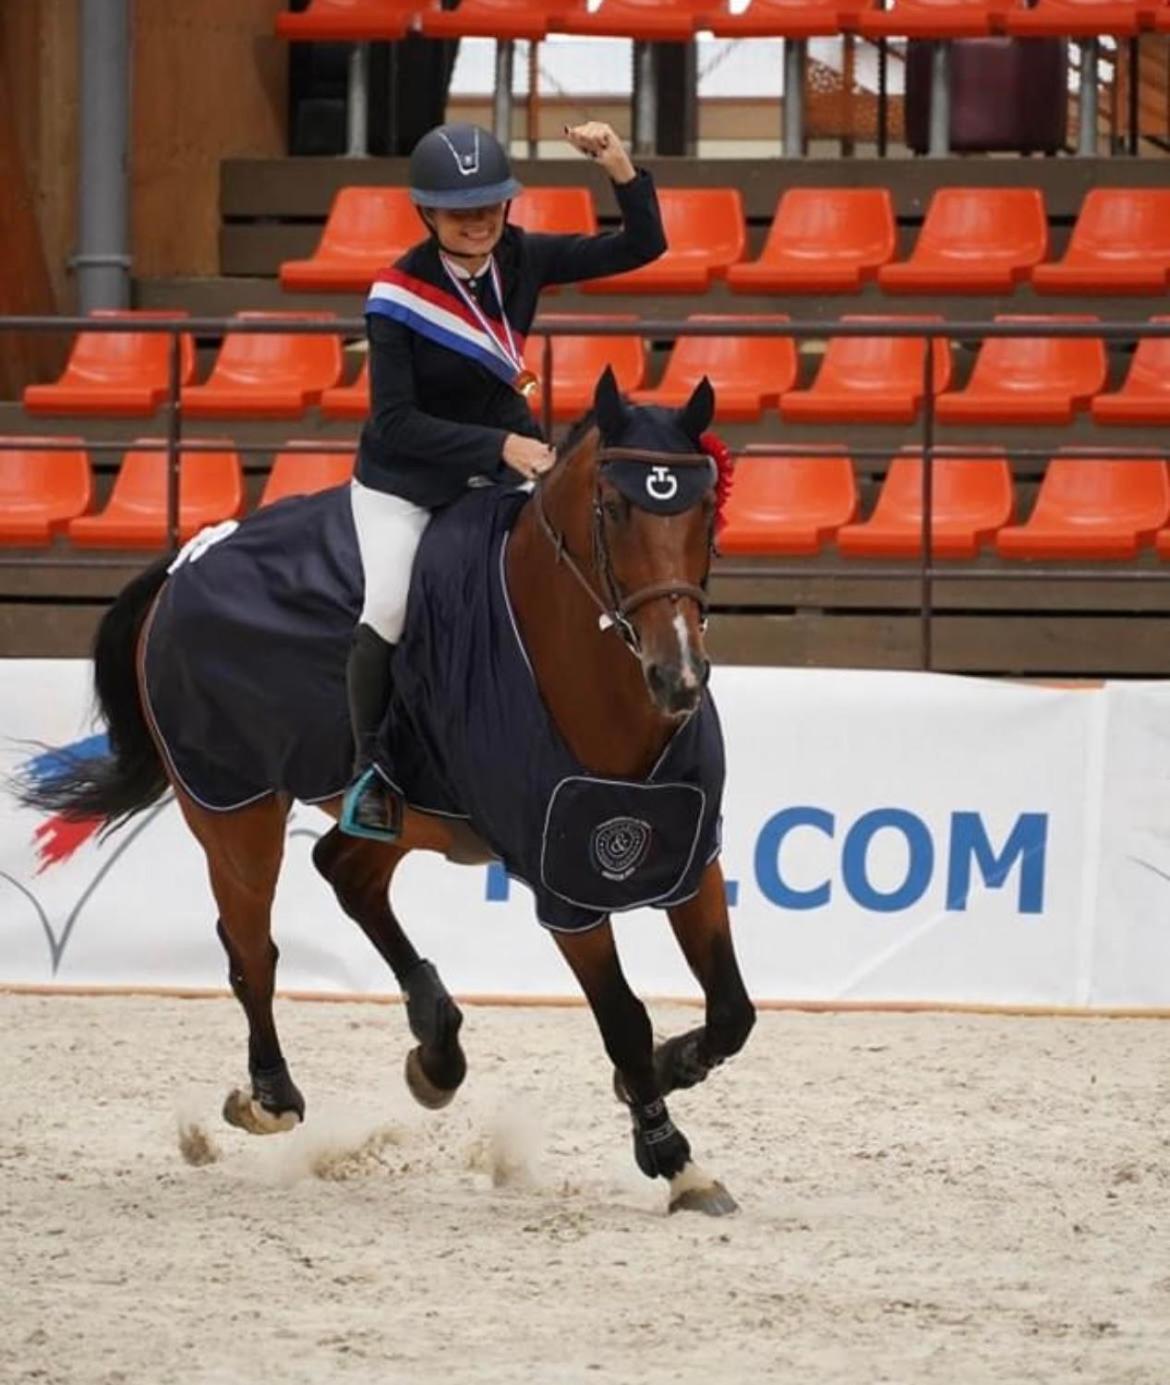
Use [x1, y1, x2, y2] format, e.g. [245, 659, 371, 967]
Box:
[14, 556, 173, 830]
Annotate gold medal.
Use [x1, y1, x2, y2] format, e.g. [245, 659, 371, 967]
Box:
[514, 369, 539, 398]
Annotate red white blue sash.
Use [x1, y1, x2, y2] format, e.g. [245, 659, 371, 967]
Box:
[366, 264, 527, 389]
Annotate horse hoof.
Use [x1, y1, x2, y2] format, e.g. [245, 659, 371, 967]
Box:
[404, 1046, 459, 1110]
[668, 1162, 738, 1217]
[221, 1087, 301, 1136]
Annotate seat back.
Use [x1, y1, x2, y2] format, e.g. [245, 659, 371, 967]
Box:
[522, 315, 645, 414]
[64, 309, 195, 387]
[1066, 189, 1170, 264]
[970, 315, 1106, 393]
[762, 188, 896, 267]
[1033, 455, 1170, 529]
[0, 438, 91, 519]
[658, 315, 797, 395]
[820, 316, 951, 393]
[209, 312, 343, 391]
[509, 186, 597, 235]
[719, 453, 857, 554]
[315, 187, 422, 262]
[658, 188, 745, 268]
[1121, 316, 1170, 393]
[913, 187, 1047, 262]
[261, 447, 355, 506]
[875, 451, 1014, 526]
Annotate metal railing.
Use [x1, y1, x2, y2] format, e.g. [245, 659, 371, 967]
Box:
[3, 312, 1169, 670]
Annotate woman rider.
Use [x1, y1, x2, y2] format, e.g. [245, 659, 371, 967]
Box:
[342, 120, 667, 839]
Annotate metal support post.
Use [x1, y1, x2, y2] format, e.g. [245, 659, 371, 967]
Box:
[927, 40, 951, 156]
[493, 40, 515, 147]
[347, 43, 370, 157]
[76, 0, 131, 311]
[783, 39, 805, 157]
[633, 41, 657, 155]
[1078, 37, 1099, 156]
[165, 331, 183, 554]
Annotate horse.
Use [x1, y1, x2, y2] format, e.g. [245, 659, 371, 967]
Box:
[17, 368, 756, 1216]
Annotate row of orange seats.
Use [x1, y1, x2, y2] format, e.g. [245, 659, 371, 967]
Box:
[0, 442, 351, 548]
[278, 185, 1170, 296]
[277, 0, 1170, 46]
[23, 310, 1170, 426]
[2, 439, 1168, 561]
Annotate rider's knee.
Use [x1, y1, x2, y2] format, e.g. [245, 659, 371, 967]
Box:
[359, 594, 408, 645]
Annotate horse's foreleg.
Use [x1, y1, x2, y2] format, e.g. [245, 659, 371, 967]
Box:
[311, 825, 466, 1108]
[179, 791, 305, 1134]
[555, 923, 735, 1215]
[659, 860, 756, 1098]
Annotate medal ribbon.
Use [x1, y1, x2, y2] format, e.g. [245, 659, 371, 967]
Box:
[440, 253, 526, 382]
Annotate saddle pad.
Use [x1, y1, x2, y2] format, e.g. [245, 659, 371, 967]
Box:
[540, 776, 706, 914]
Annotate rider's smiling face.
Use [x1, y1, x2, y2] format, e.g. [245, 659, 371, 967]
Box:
[427, 203, 506, 261]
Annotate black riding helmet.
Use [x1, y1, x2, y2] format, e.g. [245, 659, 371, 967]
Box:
[409, 124, 523, 210]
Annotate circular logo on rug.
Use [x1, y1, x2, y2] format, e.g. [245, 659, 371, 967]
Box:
[591, 816, 653, 882]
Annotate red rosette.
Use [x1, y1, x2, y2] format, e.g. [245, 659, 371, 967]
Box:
[699, 430, 734, 537]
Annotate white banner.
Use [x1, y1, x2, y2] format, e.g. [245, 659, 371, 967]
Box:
[1, 660, 1166, 1008]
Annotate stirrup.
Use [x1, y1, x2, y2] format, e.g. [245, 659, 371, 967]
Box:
[340, 766, 404, 843]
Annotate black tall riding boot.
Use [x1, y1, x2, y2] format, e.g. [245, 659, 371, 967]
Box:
[342, 623, 402, 840]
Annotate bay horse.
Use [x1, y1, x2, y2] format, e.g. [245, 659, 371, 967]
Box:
[18, 368, 755, 1215]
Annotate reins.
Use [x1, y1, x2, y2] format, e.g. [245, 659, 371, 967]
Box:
[533, 443, 715, 655]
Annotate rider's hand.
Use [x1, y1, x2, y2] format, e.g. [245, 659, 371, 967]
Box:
[563, 121, 636, 185]
[502, 434, 557, 481]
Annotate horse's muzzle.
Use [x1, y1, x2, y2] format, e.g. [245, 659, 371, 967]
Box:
[644, 656, 710, 718]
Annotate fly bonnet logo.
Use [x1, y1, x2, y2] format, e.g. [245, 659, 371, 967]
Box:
[590, 816, 653, 882]
[646, 465, 679, 503]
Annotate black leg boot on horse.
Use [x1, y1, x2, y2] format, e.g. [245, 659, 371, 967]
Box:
[341, 623, 404, 842]
[311, 827, 468, 1108]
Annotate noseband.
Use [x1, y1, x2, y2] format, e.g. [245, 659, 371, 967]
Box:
[534, 444, 715, 655]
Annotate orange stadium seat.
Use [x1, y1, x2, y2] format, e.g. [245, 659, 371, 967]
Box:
[703, 0, 848, 37]
[1030, 189, 1170, 294]
[320, 358, 371, 420]
[259, 447, 355, 507]
[878, 188, 1048, 294]
[68, 442, 244, 549]
[279, 188, 422, 292]
[629, 316, 797, 422]
[549, 0, 708, 40]
[726, 188, 896, 295]
[418, 0, 566, 39]
[1004, 0, 1140, 35]
[836, 451, 1014, 558]
[857, 0, 998, 38]
[0, 439, 92, 546]
[1092, 319, 1170, 424]
[275, 0, 415, 40]
[23, 311, 196, 417]
[582, 188, 746, 294]
[718, 453, 858, 556]
[509, 186, 598, 236]
[182, 313, 343, 420]
[779, 317, 952, 424]
[995, 456, 1170, 560]
[522, 316, 645, 420]
[936, 316, 1106, 425]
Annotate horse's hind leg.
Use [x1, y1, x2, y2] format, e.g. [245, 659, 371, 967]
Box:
[312, 826, 467, 1109]
[177, 789, 305, 1134]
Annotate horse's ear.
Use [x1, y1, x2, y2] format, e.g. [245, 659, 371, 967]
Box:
[594, 365, 627, 440]
[678, 375, 715, 442]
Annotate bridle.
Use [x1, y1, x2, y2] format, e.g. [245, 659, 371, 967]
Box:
[534, 444, 716, 655]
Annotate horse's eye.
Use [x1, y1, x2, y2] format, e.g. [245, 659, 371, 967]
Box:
[603, 496, 626, 523]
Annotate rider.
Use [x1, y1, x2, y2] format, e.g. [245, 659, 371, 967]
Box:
[342, 120, 667, 840]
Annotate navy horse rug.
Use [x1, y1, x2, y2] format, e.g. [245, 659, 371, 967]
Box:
[143, 485, 724, 931]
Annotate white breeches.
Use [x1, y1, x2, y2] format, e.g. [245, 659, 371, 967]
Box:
[350, 479, 431, 643]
